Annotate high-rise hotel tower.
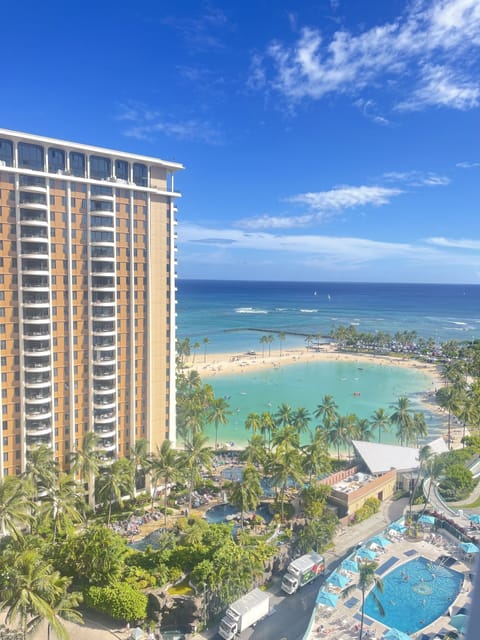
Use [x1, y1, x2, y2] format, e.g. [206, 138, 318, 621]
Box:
[0, 129, 183, 477]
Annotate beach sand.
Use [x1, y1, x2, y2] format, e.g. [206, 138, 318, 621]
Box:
[184, 345, 466, 449]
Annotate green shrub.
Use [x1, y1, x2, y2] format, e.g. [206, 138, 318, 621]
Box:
[84, 583, 148, 624]
[353, 497, 381, 523]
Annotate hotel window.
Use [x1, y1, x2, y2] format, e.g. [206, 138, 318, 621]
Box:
[18, 142, 44, 170]
[48, 148, 65, 173]
[115, 159, 129, 181]
[90, 156, 111, 180]
[0, 139, 13, 167]
[70, 152, 85, 177]
[133, 163, 148, 187]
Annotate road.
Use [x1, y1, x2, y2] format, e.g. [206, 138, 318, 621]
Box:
[205, 498, 408, 640]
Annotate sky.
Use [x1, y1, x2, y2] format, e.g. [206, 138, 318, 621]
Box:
[2, 0, 480, 283]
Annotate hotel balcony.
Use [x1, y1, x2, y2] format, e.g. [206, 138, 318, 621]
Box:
[25, 425, 52, 437]
[22, 297, 50, 309]
[92, 310, 115, 322]
[93, 399, 116, 410]
[90, 263, 114, 275]
[26, 437, 52, 448]
[93, 369, 116, 380]
[24, 373, 50, 386]
[19, 176, 46, 190]
[20, 214, 48, 227]
[20, 229, 49, 241]
[21, 259, 49, 275]
[25, 390, 51, 402]
[91, 276, 115, 289]
[20, 244, 49, 259]
[22, 309, 49, 321]
[94, 409, 115, 421]
[22, 275, 50, 290]
[23, 327, 50, 338]
[23, 343, 50, 356]
[95, 428, 116, 439]
[25, 407, 52, 420]
[92, 296, 115, 306]
[97, 440, 116, 452]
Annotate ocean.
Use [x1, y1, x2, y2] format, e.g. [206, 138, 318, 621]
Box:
[176, 280, 480, 447]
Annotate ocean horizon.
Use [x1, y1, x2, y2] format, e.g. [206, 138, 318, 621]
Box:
[176, 280, 479, 447]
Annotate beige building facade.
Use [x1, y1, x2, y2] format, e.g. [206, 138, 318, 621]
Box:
[0, 128, 183, 477]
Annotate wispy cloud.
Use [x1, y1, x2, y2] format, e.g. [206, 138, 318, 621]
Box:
[236, 214, 315, 230]
[456, 161, 480, 168]
[383, 170, 450, 186]
[161, 6, 229, 52]
[178, 222, 480, 272]
[117, 102, 223, 145]
[252, 0, 480, 112]
[426, 236, 480, 249]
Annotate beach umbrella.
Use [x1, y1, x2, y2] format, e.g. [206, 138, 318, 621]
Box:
[326, 572, 349, 588]
[418, 514, 435, 526]
[341, 559, 359, 573]
[459, 542, 479, 554]
[469, 514, 480, 524]
[450, 613, 468, 633]
[370, 535, 391, 549]
[316, 590, 339, 607]
[356, 547, 377, 560]
[383, 628, 411, 640]
[389, 522, 407, 533]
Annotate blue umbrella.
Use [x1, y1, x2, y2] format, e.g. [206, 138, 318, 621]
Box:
[370, 535, 391, 549]
[418, 514, 435, 525]
[450, 613, 468, 633]
[383, 629, 411, 640]
[389, 522, 407, 533]
[316, 590, 339, 607]
[460, 542, 479, 554]
[469, 514, 480, 524]
[356, 547, 377, 560]
[341, 559, 359, 573]
[326, 572, 349, 588]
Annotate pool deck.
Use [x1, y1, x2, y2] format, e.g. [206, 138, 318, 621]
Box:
[306, 532, 473, 640]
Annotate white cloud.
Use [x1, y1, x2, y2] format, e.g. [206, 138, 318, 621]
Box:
[286, 185, 403, 213]
[397, 64, 480, 111]
[456, 161, 480, 168]
[118, 102, 222, 145]
[236, 214, 315, 230]
[256, 0, 480, 111]
[426, 236, 480, 249]
[383, 170, 450, 186]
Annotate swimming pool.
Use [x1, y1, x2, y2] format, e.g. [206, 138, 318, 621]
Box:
[364, 556, 464, 634]
[204, 502, 272, 524]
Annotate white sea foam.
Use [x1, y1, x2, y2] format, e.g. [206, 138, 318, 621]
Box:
[300, 309, 318, 313]
[235, 307, 268, 314]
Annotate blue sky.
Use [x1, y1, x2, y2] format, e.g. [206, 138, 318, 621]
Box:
[3, 0, 480, 283]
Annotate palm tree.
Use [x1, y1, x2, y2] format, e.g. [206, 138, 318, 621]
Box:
[266, 334, 274, 357]
[278, 331, 286, 356]
[270, 446, 304, 521]
[240, 434, 267, 469]
[344, 413, 359, 459]
[292, 407, 311, 436]
[274, 403, 294, 428]
[46, 579, 83, 640]
[203, 337, 210, 363]
[390, 396, 414, 446]
[314, 395, 339, 429]
[436, 385, 461, 449]
[413, 412, 428, 445]
[260, 411, 276, 449]
[370, 407, 391, 443]
[151, 440, 182, 525]
[259, 335, 268, 358]
[0, 476, 32, 540]
[342, 560, 384, 640]
[70, 431, 100, 509]
[96, 459, 133, 525]
[24, 444, 57, 498]
[182, 432, 213, 511]
[228, 464, 262, 529]
[208, 397, 231, 450]
[38, 472, 85, 542]
[356, 417, 374, 442]
[0, 548, 78, 640]
[327, 415, 350, 460]
[408, 445, 432, 521]
[129, 438, 152, 494]
[245, 412, 262, 436]
[301, 428, 331, 484]
[192, 341, 200, 364]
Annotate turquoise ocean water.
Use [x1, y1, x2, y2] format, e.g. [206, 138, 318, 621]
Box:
[177, 280, 480, 447]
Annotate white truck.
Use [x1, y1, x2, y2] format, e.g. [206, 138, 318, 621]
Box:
[218, 588, 271, 639]
[281, 551, 325, 594]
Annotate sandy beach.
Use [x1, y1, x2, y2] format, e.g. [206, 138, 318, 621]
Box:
[188, 343, 442, 383]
